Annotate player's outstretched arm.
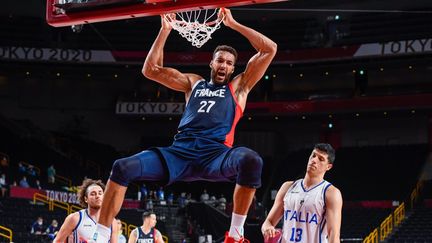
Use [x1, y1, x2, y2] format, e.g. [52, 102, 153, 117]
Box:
[220, 8, 277, 94]
[325, 185, 343, 243]
[261, 181, 292, 240]
[142, 14, 202, 93]
[53, 213, 79, 243]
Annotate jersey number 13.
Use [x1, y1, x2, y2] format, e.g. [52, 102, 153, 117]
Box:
[290, 227, 303, 242]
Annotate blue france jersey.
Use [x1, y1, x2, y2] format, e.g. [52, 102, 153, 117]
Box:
[175, 80, 243, 147]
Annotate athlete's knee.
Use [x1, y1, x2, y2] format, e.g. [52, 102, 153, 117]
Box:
[234, 147, 263, 188]
[236, 148, 263, 173]
[110, 157, 141, 187]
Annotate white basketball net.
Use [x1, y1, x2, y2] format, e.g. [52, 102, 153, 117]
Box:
[164, 9, 224, 48]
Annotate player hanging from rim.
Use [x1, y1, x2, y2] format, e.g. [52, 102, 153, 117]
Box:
[54, 178, 118, 243]
[93, 7, 277, 243]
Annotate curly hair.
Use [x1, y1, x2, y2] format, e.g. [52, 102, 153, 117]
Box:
[77, 178, 105, 208]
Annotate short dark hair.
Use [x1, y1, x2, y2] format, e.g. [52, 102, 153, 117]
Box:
[142, 211, 155, 219]
[314, 143, 335, 164]
[213, 45, 238, 63]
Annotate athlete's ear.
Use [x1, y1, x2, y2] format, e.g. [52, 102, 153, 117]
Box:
[326, 163, 333, 171]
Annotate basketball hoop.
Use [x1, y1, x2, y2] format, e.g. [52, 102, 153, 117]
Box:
[164, 9, 224, 48]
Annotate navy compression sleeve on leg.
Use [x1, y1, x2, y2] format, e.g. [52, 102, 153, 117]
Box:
[228, 147, 263, 188]
[109, 150, 166, 186]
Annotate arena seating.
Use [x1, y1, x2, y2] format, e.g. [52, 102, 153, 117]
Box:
[0, 197, 67, 243]
[387, 204, 432, 242]
[341, 207, 393, 242]
[0, 196, 190, 242]
[0, 114, 119, 188]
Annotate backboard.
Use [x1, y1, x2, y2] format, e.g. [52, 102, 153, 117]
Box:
[46, 0, 288, 27]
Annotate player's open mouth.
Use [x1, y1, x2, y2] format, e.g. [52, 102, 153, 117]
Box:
[217, 71, 225, 79]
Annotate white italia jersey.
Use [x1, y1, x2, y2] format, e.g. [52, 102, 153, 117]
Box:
[282, 179, 332, 243]
[69, 209, 98, 243]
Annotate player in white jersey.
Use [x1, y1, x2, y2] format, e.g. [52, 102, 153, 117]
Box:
[54, 179, 119, 243]
[262, 143, 342, 243]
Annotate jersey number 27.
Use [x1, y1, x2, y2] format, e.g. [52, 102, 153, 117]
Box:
[197, 101, 216, 113]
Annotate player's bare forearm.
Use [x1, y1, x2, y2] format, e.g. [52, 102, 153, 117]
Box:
[142, 14, 197, 93]
[261, 181, 291, 239]
[230, 22, 276, 54]
[142, 28, 171, 77]
[53, 213, 77, 243]
[221, 9, 276, 93]
[327, 218, 341, 243]
[222, 8, 276, 54]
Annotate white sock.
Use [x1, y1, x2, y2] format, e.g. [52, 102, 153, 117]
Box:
[228, 213, 247, 240]
[94, 223, 110, 243]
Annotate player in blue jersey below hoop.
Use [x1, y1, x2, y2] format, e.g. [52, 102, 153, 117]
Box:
[261, 143, 343, 243]
[128, 211, 164, 243]
[93, 7, 277, 243]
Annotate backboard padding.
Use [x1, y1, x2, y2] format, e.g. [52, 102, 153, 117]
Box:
[46, 0, 289, 27]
